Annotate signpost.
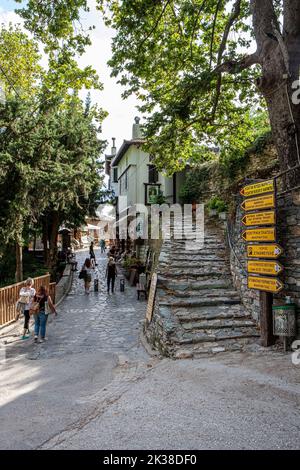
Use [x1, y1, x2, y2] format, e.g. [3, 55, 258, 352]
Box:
[247, 276, 284, 293]
[146, 273, 157, 323]
[241, 227, 276, 242]
[247, 244, 283, 259]
[240, 178, 282, 347]
[241, 211, 275, 227]
[241, 194, 275, 211]
[247, 260, 284, 276]
[240, 179, 274, 197]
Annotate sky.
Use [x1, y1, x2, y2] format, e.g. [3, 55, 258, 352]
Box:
[0, 0, 141, 156]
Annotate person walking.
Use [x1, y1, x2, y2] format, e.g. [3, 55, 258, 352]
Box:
[89, 241, 97, 267]
[81, 257, 93, 294]
[33, 286, 57, 343]
[100, 239, 106, 254]
[106, 256, 117, 293]
[19, 278, 36, 340]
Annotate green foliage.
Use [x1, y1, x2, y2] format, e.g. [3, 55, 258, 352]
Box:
[96, 0, 264, 171]
[179, 166, 210, 204]
[122, 257, 142, 269]
[0, 24, 42, 98]
[151, 190, 166, 205]
[207, 196, 228, 213]
[0, 248, 48, 287]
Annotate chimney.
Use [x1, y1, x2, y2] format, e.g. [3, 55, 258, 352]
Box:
[132, 116, 142, 139]
[111, 137, 116, 156]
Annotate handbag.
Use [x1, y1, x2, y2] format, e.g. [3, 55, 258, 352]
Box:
[29, 301, 40, 315]
[79, 269, 86, 280]
[44, 300, 51, 315]
[18, 294, 30, 304]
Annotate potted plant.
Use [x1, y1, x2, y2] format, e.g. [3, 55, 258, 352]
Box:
[207, 196, 228, 218]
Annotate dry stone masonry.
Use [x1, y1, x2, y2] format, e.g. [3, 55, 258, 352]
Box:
[145, 219, 260, 358]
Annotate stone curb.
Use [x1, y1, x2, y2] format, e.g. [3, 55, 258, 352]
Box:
[139, 329, 160, 358]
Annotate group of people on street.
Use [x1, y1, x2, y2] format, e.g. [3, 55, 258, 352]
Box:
[16, 240, 121, 342]
[80, 241, 118, 294]
[18, 278, 57, 342]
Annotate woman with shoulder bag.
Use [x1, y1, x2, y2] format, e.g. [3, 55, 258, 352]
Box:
[80, 258, 93, 294]
[18, 278, 36, 340]
[33, 285, 57, 343]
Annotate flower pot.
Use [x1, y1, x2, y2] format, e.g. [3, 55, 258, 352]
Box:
[218, 212, 227, 221]
[209, 209, 217, 217]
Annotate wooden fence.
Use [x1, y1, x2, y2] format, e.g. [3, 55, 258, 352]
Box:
[0, 274, 56, 327]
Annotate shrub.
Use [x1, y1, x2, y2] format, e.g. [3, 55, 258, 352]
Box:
[207, 196, 228, 213]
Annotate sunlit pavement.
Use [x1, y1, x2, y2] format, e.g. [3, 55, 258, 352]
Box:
[0, 250, 299, 450]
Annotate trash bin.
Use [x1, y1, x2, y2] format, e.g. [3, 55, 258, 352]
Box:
[273, 303, 297, 351]
[120, 278, 125, 292]
[273, 304, 297, 337]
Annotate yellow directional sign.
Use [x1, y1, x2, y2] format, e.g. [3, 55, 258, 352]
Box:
[242, 211, 276, 227]
[241, 194, 276, 212]
[247, 244, 283, 259]
[247, 260, 284, 276]
[240, 179, 274, 197]
[248, 276, 284, 293]
[242, 227, 276, 242]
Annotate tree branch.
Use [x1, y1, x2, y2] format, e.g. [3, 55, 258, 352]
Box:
[139, 0, 172, 50]
[283, 0, 300, 37]
[215, 52, 260, 74]
[209, 0, 222, 70]
[250, 0, 279, 56]
[217, 0, 242, 66]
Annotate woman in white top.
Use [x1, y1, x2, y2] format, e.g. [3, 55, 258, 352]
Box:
[19, 278, 36, 340]
[82, 258, 93, 294]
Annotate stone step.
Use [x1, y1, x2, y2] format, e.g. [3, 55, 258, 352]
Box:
[158, 288, 240, 299]
[158, 280, 233, 290]
[158, 273, 229, 281]
[169, 255, 226, 261]
[174, 337, 258, 359]
[181, 318, 256, 331]
[173, 327, 260, 345]
[160, 261, 230, 269]
[159, 297, 242, 307]
[166, 245, 226, 253]
[159, 269, 231, 277]
[174, 304, 250, 321]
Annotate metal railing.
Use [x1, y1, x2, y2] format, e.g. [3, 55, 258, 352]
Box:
[0, 274, 54, 327]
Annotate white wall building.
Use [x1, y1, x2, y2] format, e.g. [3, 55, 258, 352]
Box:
[105, 117, 185, 213]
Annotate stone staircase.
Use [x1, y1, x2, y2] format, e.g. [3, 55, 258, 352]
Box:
[145, 219, 260, 358]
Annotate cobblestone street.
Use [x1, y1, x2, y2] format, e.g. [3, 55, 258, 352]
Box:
[0, 250, 300, 450]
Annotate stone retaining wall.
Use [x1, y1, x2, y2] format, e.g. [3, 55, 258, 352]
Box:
[55, 264, 73, 305]
[228, 189, 300, 337]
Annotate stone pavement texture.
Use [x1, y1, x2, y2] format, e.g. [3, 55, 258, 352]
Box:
[0, 250, 300, 450]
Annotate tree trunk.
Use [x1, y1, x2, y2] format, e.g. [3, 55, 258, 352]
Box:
[15, 242, 23, 283]
[47, 212, 60, 269]
[42, 219, 49, 265]
[251, 0, 300, 187]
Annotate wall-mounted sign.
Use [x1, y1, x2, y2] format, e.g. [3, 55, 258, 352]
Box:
[247, 260, 284, 276]
[247, 276, 284, 293]
[247, 244, 283, 259]
[242, 227, 276, 242]
[241, 194, 276, 212]
[242, 210, 276, 227]
[240, 179, 274, 198]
